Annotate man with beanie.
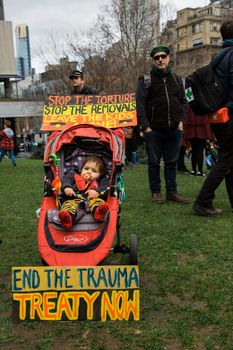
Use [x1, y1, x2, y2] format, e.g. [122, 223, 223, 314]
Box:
[193, 21, 233, 216]
[69, 70, 97, 95]
[136, 45, 189, 204]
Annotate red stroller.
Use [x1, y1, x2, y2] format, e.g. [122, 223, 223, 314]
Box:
[37, 124, 138, 266]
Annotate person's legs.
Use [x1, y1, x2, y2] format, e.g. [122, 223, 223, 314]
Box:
[89, 197, 109, 222]
[189, 138, 198, 174]
[59, 197, 81, 228]
[9, 150, 16, 167]
[0, 148, 7, 162]
[177, 145, 186, 171]
[225, 170, 233, 208]
[125, 139, 132, 164]
[145, 130, 162, 194]
[194, 122, 233, 210]
[196, 139, 206, 174]
[131, 128, 139, 165]
[163, 129, 183, 194]
[194, 158, 229, 209]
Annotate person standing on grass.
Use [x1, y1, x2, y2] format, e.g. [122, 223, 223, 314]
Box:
[184, 106, 214, 177]
[69, 70, 97, 95]
[193, 21, 233, 216]
[136, 45, 189, 204]
[0, 120, 16, 167]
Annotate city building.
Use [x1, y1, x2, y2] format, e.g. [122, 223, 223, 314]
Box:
[176, 2, 229, 52]
[15, 24, 32, 79]
[0, 0, 4, 19]
[161, 1, 232, 77]
[0, 0, 18, 97]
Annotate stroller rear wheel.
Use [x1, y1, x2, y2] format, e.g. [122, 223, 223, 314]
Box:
[129, 234, 138, 265]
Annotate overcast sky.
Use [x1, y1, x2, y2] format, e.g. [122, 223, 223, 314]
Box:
[3, 0, 210, 73]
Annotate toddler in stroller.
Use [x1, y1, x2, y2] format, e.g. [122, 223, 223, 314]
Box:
[59, 155, 109, 228]
[37, 124, 128, 266]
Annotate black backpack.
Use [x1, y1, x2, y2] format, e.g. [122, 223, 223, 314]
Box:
[185, 47, 233, 115]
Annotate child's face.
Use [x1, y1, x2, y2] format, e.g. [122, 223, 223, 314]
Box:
[81, 161, 101, 181]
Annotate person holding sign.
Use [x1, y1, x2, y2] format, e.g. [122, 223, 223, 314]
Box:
[136, 45, 189, 204]
[69, 70, 97, 95]
[58, 155, 109, 229]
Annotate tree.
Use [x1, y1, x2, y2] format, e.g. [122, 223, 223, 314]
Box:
[33, 0, 176, 94]
[88, 0, 161, 92]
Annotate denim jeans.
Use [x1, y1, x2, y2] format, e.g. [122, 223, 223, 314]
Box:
[0, 148, 16, 166]
[145, 128, 183, 194]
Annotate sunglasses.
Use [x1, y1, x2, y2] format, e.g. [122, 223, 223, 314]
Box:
[153, 54, 168, 61]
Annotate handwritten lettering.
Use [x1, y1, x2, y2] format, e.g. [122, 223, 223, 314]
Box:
[13, 290, 139, 321]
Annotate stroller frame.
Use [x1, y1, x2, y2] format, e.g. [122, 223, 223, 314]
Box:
[38, 124, 138, 266]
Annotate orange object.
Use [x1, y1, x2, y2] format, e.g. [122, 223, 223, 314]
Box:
[208, 107, 229, 124]
[51, 178, 61, 195]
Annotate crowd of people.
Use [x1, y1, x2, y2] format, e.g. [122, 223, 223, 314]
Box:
[1, 20, 233, 220]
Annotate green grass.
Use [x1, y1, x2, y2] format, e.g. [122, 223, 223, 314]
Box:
[0, 159, 233, 350]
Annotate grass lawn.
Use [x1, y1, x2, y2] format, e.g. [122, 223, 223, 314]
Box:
[0, 159, 232, 350]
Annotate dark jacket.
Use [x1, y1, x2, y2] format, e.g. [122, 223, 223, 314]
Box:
[71, 85, 97, 95]
[61, 173, 109, 198]
[136, 67, 188, 131]
[212, 42, 233, 112]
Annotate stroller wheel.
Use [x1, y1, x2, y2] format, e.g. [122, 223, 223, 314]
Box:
[129, 234, 138, 265]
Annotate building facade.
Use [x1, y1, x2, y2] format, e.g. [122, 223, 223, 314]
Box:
[15, 24, 31, 79]
[176, 2, 229, 52]
[161, 1, 232, 77]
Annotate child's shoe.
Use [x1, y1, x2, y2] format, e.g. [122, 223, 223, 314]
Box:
[93, 203, 109, 222]
[59, 210, 72, 229]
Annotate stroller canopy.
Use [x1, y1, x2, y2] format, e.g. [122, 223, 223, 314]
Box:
[44, 124, 125, 165]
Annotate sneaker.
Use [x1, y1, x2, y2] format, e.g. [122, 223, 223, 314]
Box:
[59, 210, 73, 228]
[93, 203, 109, 222]
[197, 171, 206, 177]
[193, 203, 222, 216]
[166, 193, 190, 204]
[151, 193, 165, 204]
[190, 171, 196, 176]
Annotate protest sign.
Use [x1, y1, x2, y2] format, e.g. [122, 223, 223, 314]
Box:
[12, 265, 140, 321]
[41, 94, 137, 131]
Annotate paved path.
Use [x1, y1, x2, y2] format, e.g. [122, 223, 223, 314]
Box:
[15, 152, 33, 158]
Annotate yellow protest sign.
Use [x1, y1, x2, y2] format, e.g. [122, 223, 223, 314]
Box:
[12, 266, 140, 321]
[41, 94, 137, 131]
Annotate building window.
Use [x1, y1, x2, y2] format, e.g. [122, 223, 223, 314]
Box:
[209, 21, 220, 31]
[192, 38, 203, 46]
[210, 37, 221, 45]
[192, 23, 203, 34]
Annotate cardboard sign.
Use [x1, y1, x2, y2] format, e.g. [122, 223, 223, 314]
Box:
[41, 94, 137, 131]
[12, 266, 140, 321]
